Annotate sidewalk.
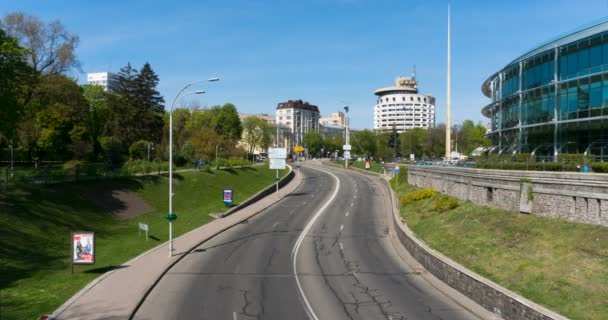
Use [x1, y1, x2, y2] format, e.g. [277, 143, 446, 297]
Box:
[52, 167, 303, 320]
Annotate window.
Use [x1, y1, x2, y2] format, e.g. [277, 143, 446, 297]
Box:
[410, 97, 413, 101]
[402, 97, 406, 101]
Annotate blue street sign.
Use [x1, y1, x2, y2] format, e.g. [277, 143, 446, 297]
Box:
[394, 166, 400, 175]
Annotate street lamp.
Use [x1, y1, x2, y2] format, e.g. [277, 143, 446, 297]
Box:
[215, 144, 221, 166]
[167, 78, 219, 257]
[344, 106, 350, 169]
[147, 143, 154, 162]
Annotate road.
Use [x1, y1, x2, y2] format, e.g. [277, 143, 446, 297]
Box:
[133, 164, 486, 320]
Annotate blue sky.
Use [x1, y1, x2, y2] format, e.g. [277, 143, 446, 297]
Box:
[2, 0, 607, 129]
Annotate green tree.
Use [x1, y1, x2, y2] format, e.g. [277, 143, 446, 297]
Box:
[303, 131, 324, 158]
[242, 117, 273, 160]
[129, 140, 151, 160]
[82, 85, 111, 158]
[352, 130, 376, 158]
[0, 28, 32, 143]
[210, 103, 242, 141]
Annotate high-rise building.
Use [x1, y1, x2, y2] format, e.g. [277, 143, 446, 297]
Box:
[373, 76, 435, 132]
[87, 72, 119, 93]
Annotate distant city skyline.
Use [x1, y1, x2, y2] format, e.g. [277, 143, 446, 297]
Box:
[2, 0, 607, 129]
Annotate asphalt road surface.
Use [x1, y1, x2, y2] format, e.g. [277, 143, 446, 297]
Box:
[133, 164, 486, 320]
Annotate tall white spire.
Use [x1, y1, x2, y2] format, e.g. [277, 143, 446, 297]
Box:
[445, 0, 452, 161]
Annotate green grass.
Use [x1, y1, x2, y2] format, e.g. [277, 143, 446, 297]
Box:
[391, 178, 608, 320]
[0, 167, 287, 320]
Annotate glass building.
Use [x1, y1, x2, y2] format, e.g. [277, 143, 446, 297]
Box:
[482, 20, 608, 160]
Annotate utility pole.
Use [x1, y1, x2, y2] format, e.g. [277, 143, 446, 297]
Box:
[445, 1, 452, 163]
[276, 122, 279, 194]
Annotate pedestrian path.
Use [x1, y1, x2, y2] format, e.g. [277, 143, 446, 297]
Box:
[52, 167, 302, 320]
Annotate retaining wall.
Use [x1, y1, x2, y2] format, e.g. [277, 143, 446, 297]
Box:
[407, 166, 608, 226]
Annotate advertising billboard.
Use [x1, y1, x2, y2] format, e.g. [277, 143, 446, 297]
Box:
[72, 231, 95, 264]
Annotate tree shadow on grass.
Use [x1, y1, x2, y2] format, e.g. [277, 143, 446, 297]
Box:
[221, 168, 239, 175]
[148, 235, 160, 241]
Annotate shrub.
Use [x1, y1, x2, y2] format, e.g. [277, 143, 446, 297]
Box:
[129, 140, 151, 160]
[63, 160, 82, 172]
[432, 196, 459, 212]
[400, 188, 436, 206]
[591, 162, 608, 173]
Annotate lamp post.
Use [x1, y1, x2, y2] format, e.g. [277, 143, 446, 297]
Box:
[167, 78, 219, 257]
[147, 143, 154, 162]
[215, 144, 221, 165]
[344, 106, 350, 169]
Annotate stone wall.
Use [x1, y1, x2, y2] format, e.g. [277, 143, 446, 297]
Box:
[407, 166, 608, 226]
[380, 177, 569, 320]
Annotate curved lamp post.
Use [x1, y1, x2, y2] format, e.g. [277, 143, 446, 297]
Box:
[167, 78, 219, 257]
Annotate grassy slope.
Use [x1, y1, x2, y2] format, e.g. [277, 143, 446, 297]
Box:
[391, 178, 608, 320]
[0, 167, 286, 320]
[335, 160, 385, 173]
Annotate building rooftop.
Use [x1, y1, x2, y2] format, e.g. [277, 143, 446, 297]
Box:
[276, 99, 320, 113]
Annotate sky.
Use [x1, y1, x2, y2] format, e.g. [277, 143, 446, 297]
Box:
[2, 0, 608, 129]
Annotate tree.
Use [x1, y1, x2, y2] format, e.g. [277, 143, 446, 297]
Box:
[0, 28, 32, 143]
[2, 12, 80, 113]
[213, 103, 242, 141]
[352, 130, 376, 157]
[303, 131, 323, 158]
[136, 62, 165, 113]
[82, 85, 111, 158]
[242, 117, 273, 160]
[129, 140, 151, 160]
[1, 12, 80, 76]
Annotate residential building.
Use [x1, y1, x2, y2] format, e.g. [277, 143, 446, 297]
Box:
[275, 100, 321, 148]
[319, 112, 346, 127]
[87, 72, 119, 93]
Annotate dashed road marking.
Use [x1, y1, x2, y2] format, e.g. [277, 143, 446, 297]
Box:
[345, 212, 349, 217]
[340, 224, 344, 232]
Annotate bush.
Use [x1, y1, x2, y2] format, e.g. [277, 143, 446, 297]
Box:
[129, 140, 151, 160]
[63, 160, 82, 172]
[432, 196, 459, 212]
[122, 159, 155, 175]
[400, 188, 436, 206]
[591, 162, 608, 173]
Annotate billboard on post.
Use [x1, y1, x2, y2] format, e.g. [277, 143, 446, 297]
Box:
[223, 188, 233, 205]
[72, 231, 95, 264]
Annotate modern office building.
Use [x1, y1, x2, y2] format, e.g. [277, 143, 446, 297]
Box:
[87, 72, 119, 93]
[481, 20, 608, 159]
[373, 76, 435, 132]
[275, 100, 320, 147]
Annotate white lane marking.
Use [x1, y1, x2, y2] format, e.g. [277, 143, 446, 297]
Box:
[339, 242, 344, 251]
[292, 167, 340, 320]
[272, 222, 279, 228]
[345, 212, 349, 217]
[339, 224, 344, 232]
[350, 202, 354, 207]
[233, 311, 237, 320]
[354, 194, 357, 199]
[352, 271, 360, 282]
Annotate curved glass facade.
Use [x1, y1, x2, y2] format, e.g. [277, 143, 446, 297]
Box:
[482, 21, 608, 159]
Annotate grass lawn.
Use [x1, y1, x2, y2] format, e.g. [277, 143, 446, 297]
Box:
[0, 167, 287, 320]
[390, 176, 608, 320]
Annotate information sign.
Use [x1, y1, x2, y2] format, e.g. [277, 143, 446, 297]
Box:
[365, 160, 371, 169]
[344, 151, 351, 159]
[223, 189, 233, 205]
[394, 165, 400, 175]
[294, 146, 303, 153]
[72, 231, 95, 264]
[268, 148, 287, 159]
[269, 158, 286, 169]
[410, 154, 415, 161]
[343, 144, 351, 151]
[138, 223, 149, 240]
